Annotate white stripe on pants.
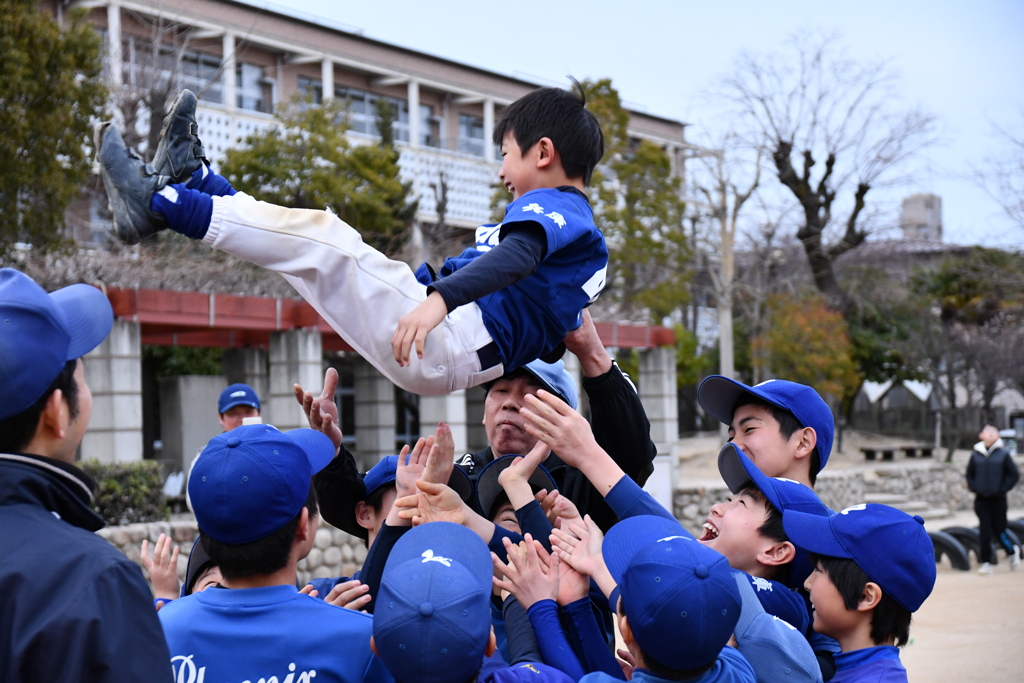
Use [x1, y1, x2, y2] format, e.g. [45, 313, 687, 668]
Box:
[204, 193, 503, 395]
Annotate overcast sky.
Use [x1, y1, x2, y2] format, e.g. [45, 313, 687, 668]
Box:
[259, 0, 1023, 247]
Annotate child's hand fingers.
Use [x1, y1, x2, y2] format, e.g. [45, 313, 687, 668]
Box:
[169, 543, 180, 569]
[415, 328, 427, 360]
[299, 584, 318, 596]
[140, 540, 152, 569]
[534, 389, 574, 416]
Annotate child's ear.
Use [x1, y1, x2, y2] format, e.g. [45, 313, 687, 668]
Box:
[756, 540, 796, 567]
[535, 137, 555, 169]
[355, 501, 374, 531]
[619, 613, 634, 648]
[485, 627, 498, 657]
[857, 581, 884, 612]
[792, 426, 818, 461]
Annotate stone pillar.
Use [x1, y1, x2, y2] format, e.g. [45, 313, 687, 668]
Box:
[321, 58, 334, 102]
[106, 2, 122, 89]
[560, 352, 584, 413]
[81, 320, 142, 463]
[353, 357, 397, 469]
[222, 348, 269, 407]
[483, 98, 495, 162]
[419, 390, 468, 454]
[158, 375, 228, 473]
[639, 346, 679, 512]
[222, 32, 236, 111]
[268, 330, 322, 430]
[407, 80, 420, 148]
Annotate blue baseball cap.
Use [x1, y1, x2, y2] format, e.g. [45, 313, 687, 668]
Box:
[475, 454, 557, 520]
[0, 269, 113, 421]
[783, 503, 936, 612]
[603, 516, 740, 671]
[364, 455, 474, 504]
[374, 522, 493, 683]
[697, 376, 834, 472]
[718, 443, 830, 518]
[218, 383, 260, 414]
[486, 359, 578, 410]
[189, 424, 335, 544]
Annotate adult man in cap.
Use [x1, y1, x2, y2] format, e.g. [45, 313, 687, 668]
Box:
[216, 382, 261, 431]
[0, 268, 172, 683]
[302, 310, 657, 536]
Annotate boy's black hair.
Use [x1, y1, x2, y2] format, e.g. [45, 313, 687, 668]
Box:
[811, 554, 912, 647]
[732, 395, 821, 485]
[0, 359, 80, 454]
[619, 597, 716, 680]
[202, 482, 318, 581]
[736, 483, 790, 584]
[488, 490, 513, 523]
[492, 78, 604, 185]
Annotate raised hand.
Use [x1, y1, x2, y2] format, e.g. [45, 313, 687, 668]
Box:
[563, 309, 613, 377]
[141, 533, 180, 601]
[492, 534, 560, 609]
[323, 579, 372, 611]
[542, 489, 582, 530]
[497, 440, 551, 510]
[550, 515, 606, 579]
[395, 479, 470, 527]
[394, 435, 434, 499]
[520, 390, 599, 469]
[422, 422, 455, 485]
[293, 368, 343, 451]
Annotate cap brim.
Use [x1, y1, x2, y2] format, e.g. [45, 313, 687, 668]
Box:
[385, 521, 493, 590]
[448, 465, 474, 504]
[284, 429, 337, 475]
[718, 444, 783, 511]
[183, 535, 213, 596]
[602, 515, 692, 584]
[220, 399, 260, 412]
[523, 363, 575, 409]
[698, 375, 788, 427]
[50, 284, 113, 360]
[782, 509, 850, 559]
[475, 455, 557, 519]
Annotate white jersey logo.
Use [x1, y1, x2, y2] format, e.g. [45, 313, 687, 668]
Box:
[840, 504, 868, 515]
[475, 224, 502, 253]
[522, 203, 545, 214]
[422, 549, 452, 567]
[581, 265, 607, 301]
[751, 576, 773, 592]
[545, 211, 566, 228]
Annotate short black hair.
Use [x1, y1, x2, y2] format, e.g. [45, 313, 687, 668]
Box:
[737, 483, 790, 583]
[0, 359, 80, 454]
[201, 482, 318, 581]
[492, 78, 604, 185]
[619, 597, 717, 680]
[733, 395, 820, 485]
[811, 554, 912, 647]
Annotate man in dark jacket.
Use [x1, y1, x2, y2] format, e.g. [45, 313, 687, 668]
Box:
[0, 268, 172, 683]
[299, 309, 657, 539]
[967, 424, 1021, 573]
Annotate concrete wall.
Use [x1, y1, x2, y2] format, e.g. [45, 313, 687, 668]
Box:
[158, 375, 228, 473]
[81, 320, 143, 463]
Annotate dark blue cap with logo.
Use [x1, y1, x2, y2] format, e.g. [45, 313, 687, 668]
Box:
[475, 454, 557, 520]
[374, 522, 493, 683]
[698, 376, 834, 472]
[188, 424, 334, 545]
[218, 383, 260, 414]
[603, 515, 740, 671]
[0, 268, 113, 420]
[364, 454, 474, 504]
[783, 503, 936, 612]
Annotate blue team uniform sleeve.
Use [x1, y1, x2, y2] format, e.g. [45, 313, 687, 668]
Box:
[741, 572, 810, 635]
[515, 499, 555, 551]
[604, 475, 681, 525]
[562, 598, 624, 679]
[526, 600, 587, 682]
[501, 190, 593, 256]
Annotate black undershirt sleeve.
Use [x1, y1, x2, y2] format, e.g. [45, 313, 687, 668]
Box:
[428, 222, 547, 312]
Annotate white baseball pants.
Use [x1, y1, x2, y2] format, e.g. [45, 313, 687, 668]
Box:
[204, 193, 504, 395]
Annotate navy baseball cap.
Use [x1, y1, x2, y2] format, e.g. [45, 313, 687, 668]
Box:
[374, 522, 493, 683]
[218, 383, 260, 414]
[486, 359, 578, 410]
[475, 454, 557, 520]
[0, 269, 113, 420]
[603, 515, 740, 671]
[364, 455, 474, 504]
[698, 376, 834, 472]
[718, 443, 830, 518]
[182, 535, 214, 597]
[783, 503, 936, 612]
[189, 424, 334, 545]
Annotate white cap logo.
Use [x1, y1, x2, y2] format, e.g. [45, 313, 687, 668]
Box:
[657, 535, 688, 543]
[231, 390, 247, 398]
[840, 504, 868, 515]
[421, 549, 452, 567]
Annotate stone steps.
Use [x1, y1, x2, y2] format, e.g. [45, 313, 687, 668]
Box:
[862, 493, 951, 520]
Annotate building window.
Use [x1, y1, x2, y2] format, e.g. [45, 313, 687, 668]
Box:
[236, 62, 272, 113]
[113, 33, 223, 105]
[458, 113, 485, 157]
[297, 75, 323, 104]
[394, 388, 420, 453]
[296, 80, 436, 147]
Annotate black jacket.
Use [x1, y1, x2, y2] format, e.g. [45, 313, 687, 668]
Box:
[315, 362, 657, 536]
[0, 453, 172, 683]
[966, 440, 1020, 498]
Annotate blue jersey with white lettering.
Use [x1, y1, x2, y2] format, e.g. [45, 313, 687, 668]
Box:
[434, 188, 607, 371]
[159, 584, 392, 683]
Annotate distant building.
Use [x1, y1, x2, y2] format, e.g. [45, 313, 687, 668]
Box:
[900, 193, 943, 242]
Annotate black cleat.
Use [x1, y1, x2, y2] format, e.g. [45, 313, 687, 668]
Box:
[150, 89, 208, 184]
[95, 122, 169, 245]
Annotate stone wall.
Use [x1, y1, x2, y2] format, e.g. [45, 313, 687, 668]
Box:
[673, 457, 1024, 537]
[98, 517, 367, 592]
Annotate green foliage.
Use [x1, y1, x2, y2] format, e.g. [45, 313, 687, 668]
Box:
[81, 460, 169, 526]
[582, 79, 690, 322]
[674, 325, 713, 388]
[841, 266, 924, 382]
[0, 1, 107, 260]
[912, 247, 1024, 325]
[220, 93, 417, 255]
[143, 345, 223, 378]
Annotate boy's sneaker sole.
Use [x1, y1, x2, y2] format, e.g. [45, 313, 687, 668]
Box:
[95, 122, 169, 245]
[150, 89, 208, 183]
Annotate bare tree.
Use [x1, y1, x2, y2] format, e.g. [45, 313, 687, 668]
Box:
[719, 33, 937, 312]
[975, 113, 1024, 232]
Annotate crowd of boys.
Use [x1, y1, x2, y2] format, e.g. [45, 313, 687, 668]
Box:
[0, 81, 951, 683]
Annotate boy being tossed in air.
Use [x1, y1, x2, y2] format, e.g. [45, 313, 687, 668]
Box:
[96, 84, 608, 396]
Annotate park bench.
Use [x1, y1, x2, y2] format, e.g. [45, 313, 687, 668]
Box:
[860, 444, 934, 461]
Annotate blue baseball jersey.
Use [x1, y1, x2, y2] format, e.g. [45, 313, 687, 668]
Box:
[581, 649, 755, 683]
[832, 646, 906, 683]
[159, 584, 392, 683]
[434, 188, 608, 371]
[741, 573, 811, 634]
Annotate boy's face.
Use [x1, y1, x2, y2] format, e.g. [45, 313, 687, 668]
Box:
[729, 404, 805, 481]
[697, 491, 772, 574]
[219, 404, 259, 432]
[193, 565, 223, 593]
[491, 501, 520, 534]
[498, 132, 538, 201]
[804, 562, 857, 639]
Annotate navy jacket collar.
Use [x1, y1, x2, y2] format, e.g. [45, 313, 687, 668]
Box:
[0, 452, 105, 532]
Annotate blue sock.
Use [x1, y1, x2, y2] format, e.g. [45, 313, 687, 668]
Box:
[185, 164, 237, 197]
[151, 184, 213, 240]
